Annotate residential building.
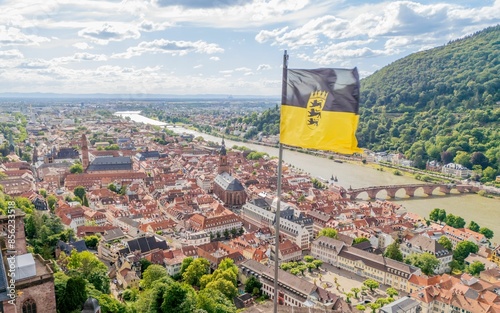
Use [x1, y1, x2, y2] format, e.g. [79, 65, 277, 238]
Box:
[241, 198, 313, 250]
[441, 163, 473, 178]
[411, 273, 500, 313]
[380, 296, 421, 313]
[400, 235, 452, 274]
[311, 236, 419, 292]
[239, 259, 349, 310]
[269, 239, 302, 265]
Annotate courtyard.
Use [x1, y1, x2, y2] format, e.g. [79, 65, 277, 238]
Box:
[298, 261, 403, 306]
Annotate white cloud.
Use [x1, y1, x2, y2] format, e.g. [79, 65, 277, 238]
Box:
[235, 67, 251, 72]
[299, 44, 394, 65]
[73, 53, 107, 61]
[255, 27, 288, 44]
[257, 64, 271, 71]
[0, 0, 499, 95]
[112, 39, 224, 58]
[150, 0, 314, 28]
[52, 53, 108, 65]
[0, 49, 23, 59]
[78, 23, 140, 44]
[16, 59, 52, 69]
[73, 42, 93, 50]
[0, 26, 50, 46]
[138, 20, 173, 32]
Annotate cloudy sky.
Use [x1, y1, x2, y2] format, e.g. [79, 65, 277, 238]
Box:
[0, 0, 499, 96]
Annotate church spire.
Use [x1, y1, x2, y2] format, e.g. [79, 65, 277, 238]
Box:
[81, 133, 89, 170]
[220, 137, 226, 156]
[218, 137, 229, 174]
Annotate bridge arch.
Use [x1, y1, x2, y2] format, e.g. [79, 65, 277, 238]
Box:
[345, 183, 474, 201]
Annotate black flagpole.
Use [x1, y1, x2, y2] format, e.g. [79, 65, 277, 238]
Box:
[273, 49, 288, 313]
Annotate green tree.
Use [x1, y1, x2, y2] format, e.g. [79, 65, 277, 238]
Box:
[312, 259, 323, 269]
[140, 258, 153, 274]
[482, 166, 498, 181]
[386, 287, 398, 298]
[70, 163, 83, 174]
[73, 186, 86, 201]
[67, 250, 107, 277]
[356, 304, 366, 311]
[363, 279, 379, 292]
[351, 287, 360, 299]
[438, 236, 453, 251]
[84, 235, 100, 249]
[161, 282, 197, 313]
[47, 194, 58, 212]
[180, 257, 194, 275]
[453, 241, 479, 263]
[82, 194, 89, 207]
[306, 263, 316, 272]
[218, 258, 238, 277]
[470, 152, 489, 169]
[454, 151, 472, 169]
[317, 228, 338, 239]
[454, 216, 466, 228]
[345, 292, 354, 303]
[182, 258, 210, 287]
[479, 227, 494, 239]
[205, 278, 238, 299]
[468, 221, 480, 232]
[405, 252, 440, 276]
[62, 276, 87, 312]
[304, 255, 315, 263]
[142, 264, 169, 289]
[368, 303, 381, 313]
[290, 268, 300, 275]
[445, 214, 465, 228]
[437, 209, 447, 222]
[54, 271, 70, 310]
[244, 276, 262, 295]
[384, 241, 403, 262]
[108, 183, 118, 193]
[280, 262, 293, 271]
[87, 270, 110, 294]
[467, 260, 485, 276]
[429, 208, 446, 222]
[39, 188, 47, 198]
[122, 288, 139, 302]
[197, 289, 237, 313]
[98, 294, 127, 313]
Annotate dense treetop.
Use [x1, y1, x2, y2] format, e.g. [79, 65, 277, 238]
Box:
[357, 25, 499, 178]
[227, 25, 500, 181]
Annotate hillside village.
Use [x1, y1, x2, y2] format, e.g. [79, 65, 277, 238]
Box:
[1, 106, 500, 313]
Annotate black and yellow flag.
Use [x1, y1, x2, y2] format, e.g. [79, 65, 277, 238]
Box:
[280, 68, 362, 155]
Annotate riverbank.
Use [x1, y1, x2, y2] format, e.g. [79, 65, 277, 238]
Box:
[120, 112, 500, 242]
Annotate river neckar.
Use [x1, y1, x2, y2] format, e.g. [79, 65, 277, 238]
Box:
[118, 112, 500, 244]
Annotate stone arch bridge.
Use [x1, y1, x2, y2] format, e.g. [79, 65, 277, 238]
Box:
[344, 184, 479, 200]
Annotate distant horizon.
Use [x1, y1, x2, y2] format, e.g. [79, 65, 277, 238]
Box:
[0, 92, 279, 100]
[1, 1, 498, 95]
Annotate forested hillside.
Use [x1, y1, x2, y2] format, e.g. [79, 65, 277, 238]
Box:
[234, 25, 500, 182]
[357, 25, 499, 181]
